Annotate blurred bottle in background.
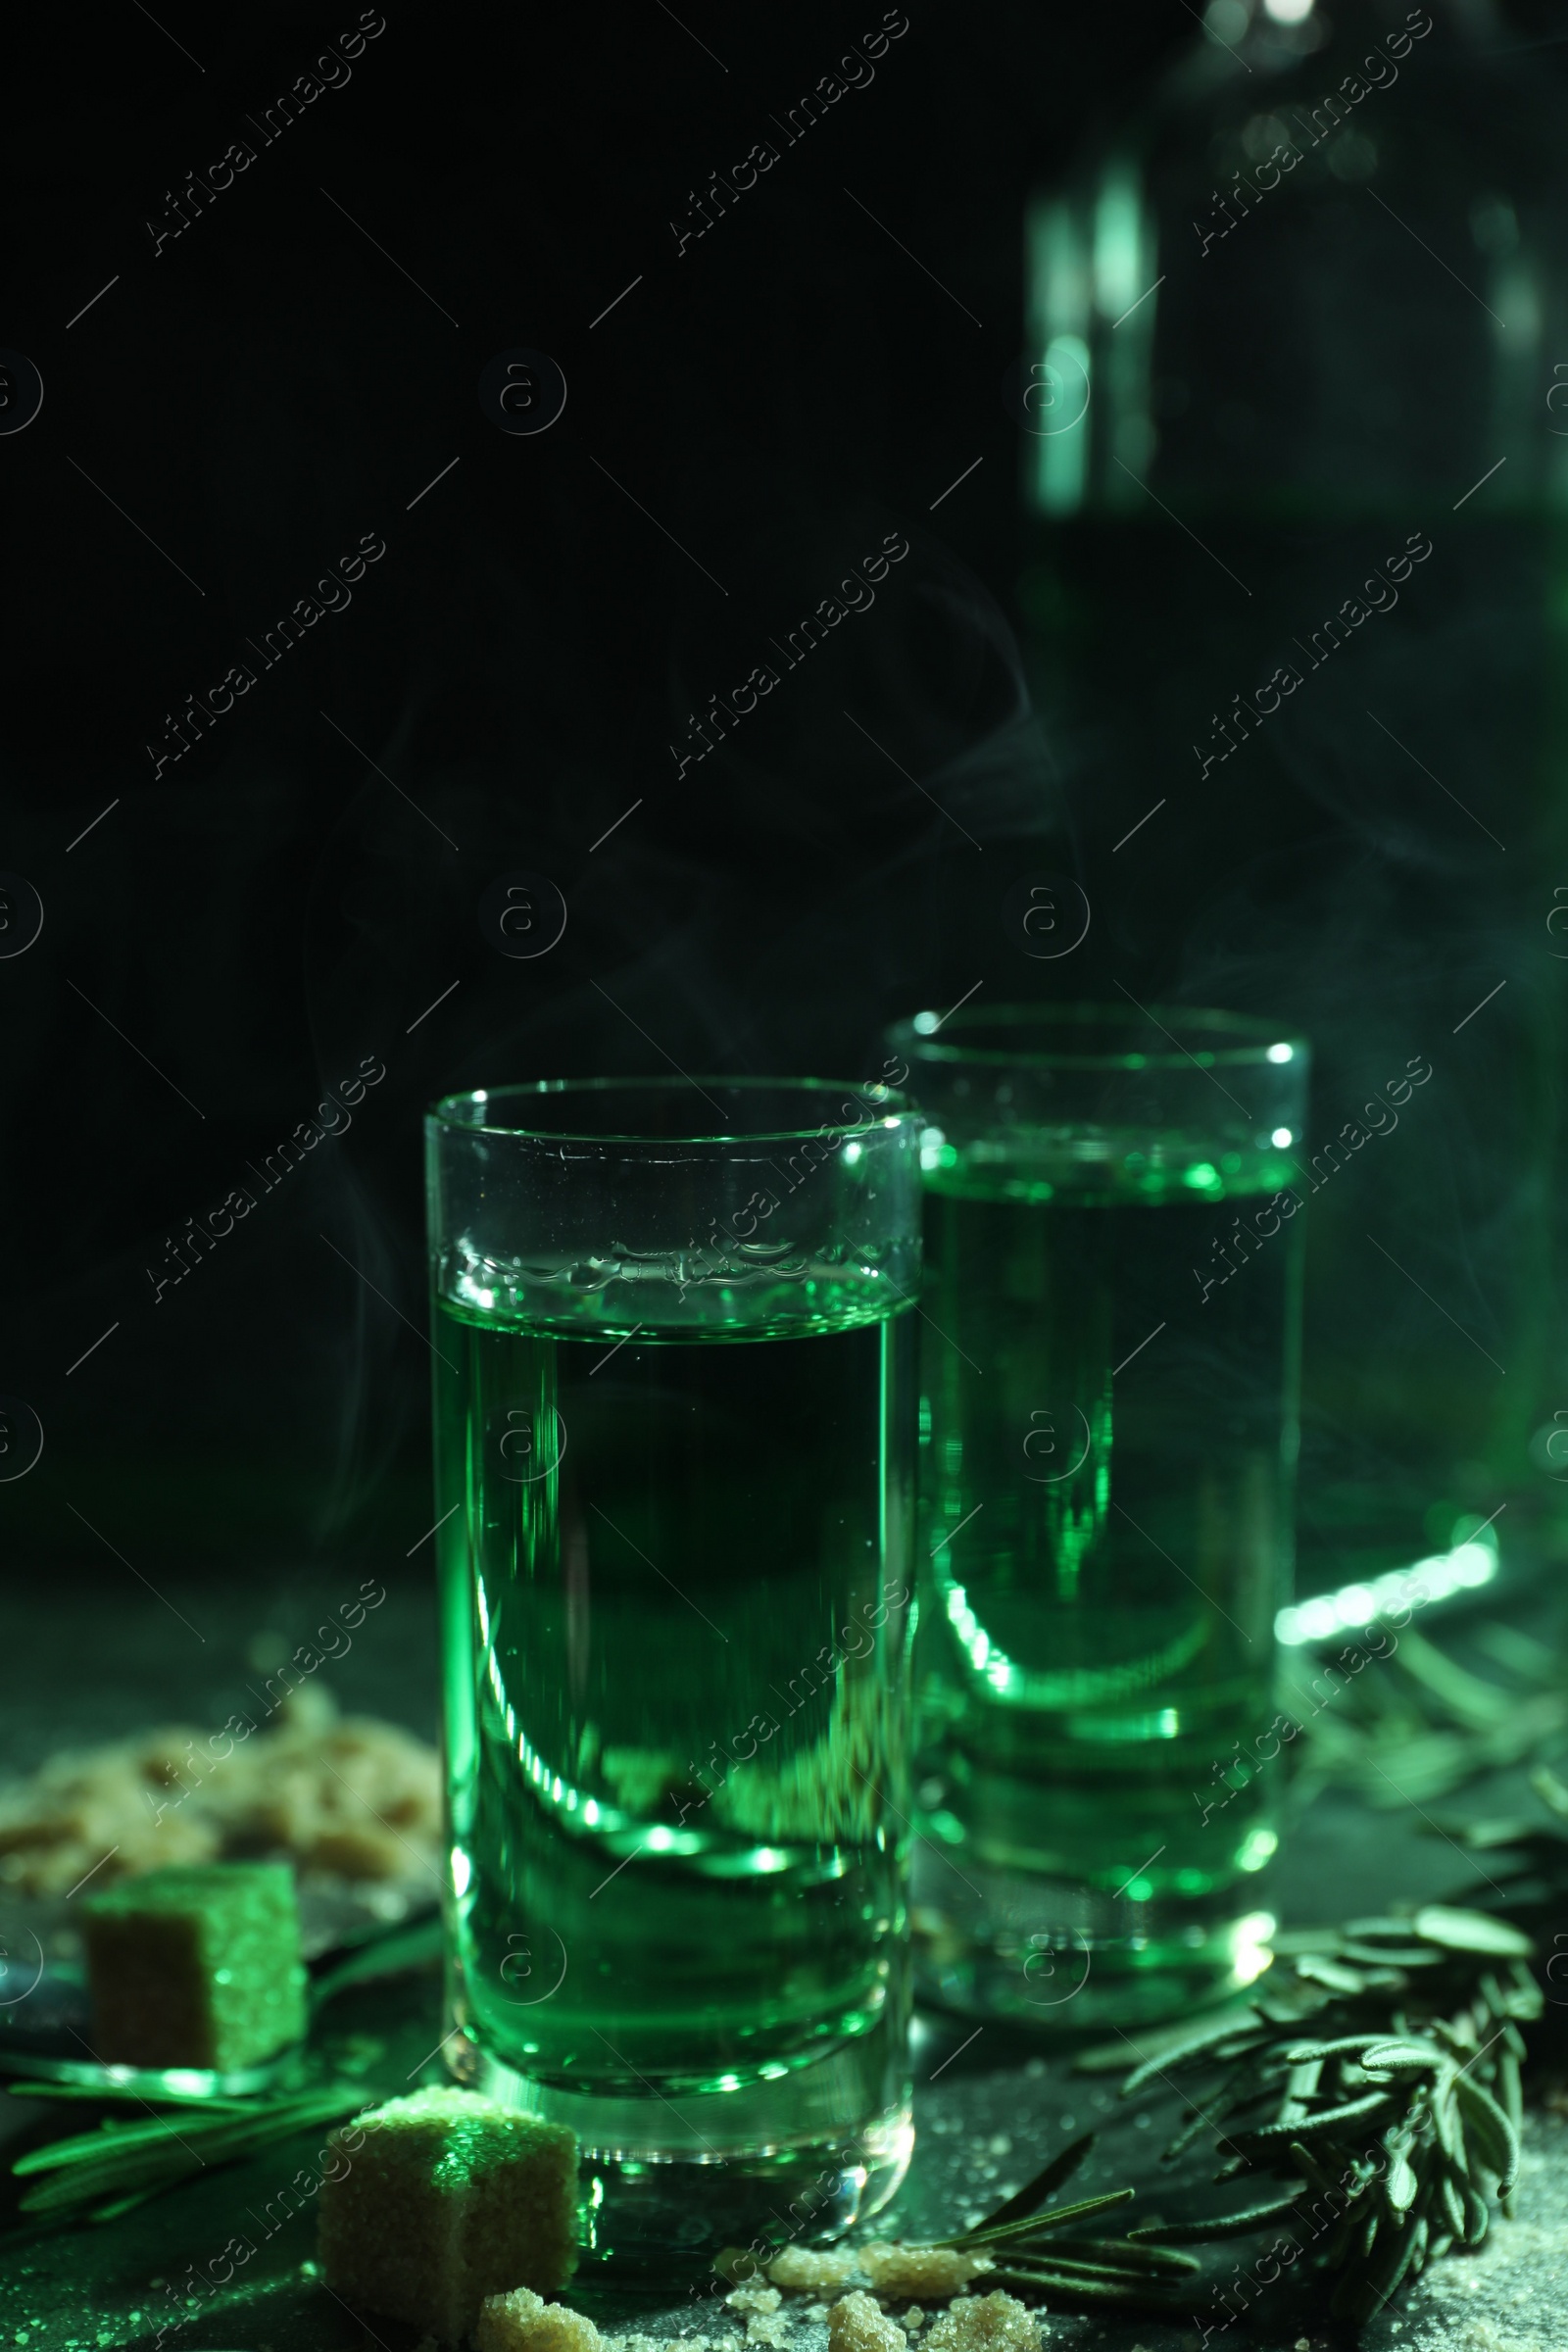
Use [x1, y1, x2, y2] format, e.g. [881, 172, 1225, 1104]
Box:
[1017, 0, 1568, 1625]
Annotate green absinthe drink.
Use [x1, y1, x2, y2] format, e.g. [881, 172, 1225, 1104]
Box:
[425, 1078, 920, 2257]
[892, 1008, 1307, 2027]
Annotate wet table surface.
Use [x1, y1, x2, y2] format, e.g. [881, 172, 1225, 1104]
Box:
[2, 1570, 1565, 2352]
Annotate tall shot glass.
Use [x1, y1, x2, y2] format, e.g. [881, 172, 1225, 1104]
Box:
[888, 1006, 1308, 2028]
[425, 1077, 920, 2257]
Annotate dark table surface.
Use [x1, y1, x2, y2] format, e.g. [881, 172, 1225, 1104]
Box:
[2, 1570, 1564, 2352]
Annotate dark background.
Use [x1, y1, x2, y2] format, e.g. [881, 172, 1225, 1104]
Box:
[3, 0, 1566, 1592]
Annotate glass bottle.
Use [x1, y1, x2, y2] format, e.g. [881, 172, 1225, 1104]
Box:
[1017, 0, 1568, 1621]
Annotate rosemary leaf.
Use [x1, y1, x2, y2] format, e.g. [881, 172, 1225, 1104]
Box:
[1285, 2139, 1334, 2194]
[1431, 2083, 1464, 2166]
[1128, 2197, 1302, 2243]
[1159, 2098, 1230, 2165]
[1280, 2034, 1390, 2062]
[6, 2082, 260, 2112]
[1438, 2171, 1467, 2242]
[944, 2185, 1135, 2249]
[309, 1912, 443, 2011]
[1412, 1907, 1533, 1958]
[1226, 2087, 1399, 2145]
[989, 2252, 1152, 2282]
[1383, 2150, 1419, 2213]
[989, 2252, 1188, 2295]
[1461, 2180, 1491, 2245]
[1358, 2039, 1446, 2075]
[956, 2131, 1095, 2234]
[1336, 1943, 1442, 1967]
[82, 2187, 163, 2223]
[1451, 2071, 1519, 2188]
[985, 2271, 1171, 2308]
[1330, 2210, 1418, 2324]
[1039, 2235, 1202, 2278]
[1119, 2024, 1269, 2096]
[13, 2085, 361, 2177]
[1294, 1955, 1371, 1994]
[1498, 2045, 1523, 2135]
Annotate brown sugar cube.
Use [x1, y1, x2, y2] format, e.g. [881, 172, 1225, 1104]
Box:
[318, 2087, 577, 2340]
[82, 1859, 306, 2073]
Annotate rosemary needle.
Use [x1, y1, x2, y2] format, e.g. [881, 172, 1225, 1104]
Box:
[942, 2186, 1135, 2250]
[8, 2081, 367, 2226]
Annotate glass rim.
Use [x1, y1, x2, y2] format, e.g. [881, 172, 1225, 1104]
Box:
[425, 1073, 917, 1146]
[887, 1002, 1307, 1073]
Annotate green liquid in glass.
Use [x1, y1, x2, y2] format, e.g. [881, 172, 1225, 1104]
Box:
[913, 1131, 1301, 2023]
[434, 1277, 915, 2112]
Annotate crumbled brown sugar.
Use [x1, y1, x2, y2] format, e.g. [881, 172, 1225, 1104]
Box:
[476, 2289, 605, 2352]
[766, 2248, 860, 2294]
[828, 2290, 907, 2352]
[725, 2287, 783, 2315]
[859, 2247, 995, 2300]
[923, 2291, 1043, 2352]
[0, 1687, 439, 1895]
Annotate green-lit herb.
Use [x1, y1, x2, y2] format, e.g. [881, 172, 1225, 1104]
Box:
[5, 2079, 366, 2230]
[1293, 1613, 1568, 1807]
[1096, 1906, 1539, 2324]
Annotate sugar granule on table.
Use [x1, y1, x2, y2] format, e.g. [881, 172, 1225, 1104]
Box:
[318, 2086, 577, 2341]
[81, 1859, 306, 2072]
[859, 2247, 996, 2300]
[923, 2292, 1043, 2352]
[828, 2290, 907, 2352]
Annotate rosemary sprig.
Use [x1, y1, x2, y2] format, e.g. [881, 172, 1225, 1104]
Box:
[5, 2080, 367, 2230]
[1293, 1610, 1568, 1807]
[730, 1774, 1568, 2326]
[1102, 1906, 1540, 2325]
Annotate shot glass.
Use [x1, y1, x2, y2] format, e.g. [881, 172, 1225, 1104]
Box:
[887, 1005, 1308, 2027]
[425, 1076, 920, 2259]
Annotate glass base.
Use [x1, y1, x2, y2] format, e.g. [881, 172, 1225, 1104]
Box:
[444, 2023, 912, 2276]
[912, 1851, 1276, 2030]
